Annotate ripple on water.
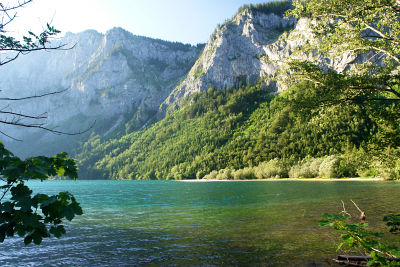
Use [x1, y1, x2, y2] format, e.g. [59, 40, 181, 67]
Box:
[0, 180, 399, 266]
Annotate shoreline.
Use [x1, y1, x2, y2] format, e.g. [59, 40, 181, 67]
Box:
[180, 178, 387, 182]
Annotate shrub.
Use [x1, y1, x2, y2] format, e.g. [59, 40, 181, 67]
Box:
[254, 158, 289, 178]
[289, 157, 322, 178]
[204, 170, 218, 180]
[318, 155, 339, 178]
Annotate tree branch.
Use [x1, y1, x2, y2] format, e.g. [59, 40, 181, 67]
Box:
[0, 130, 22, 141]
[0, 88, 68, 101]
[0, 51, 21, 66]
[0, 110, 47, 120]
[362, 20, 400, 46]
[0, 1, 32, 12]
[0, 43, 76, 66]
[0, 43, 72, 52]
[0, 119, 97, 136]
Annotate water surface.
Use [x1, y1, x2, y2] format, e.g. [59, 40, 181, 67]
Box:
[0, 180, 399, 266]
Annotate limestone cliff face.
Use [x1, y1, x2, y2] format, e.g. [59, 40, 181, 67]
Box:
[162, 7, 358, 110]
[0, 28, 202, 138]
[162, 9, 296, 109]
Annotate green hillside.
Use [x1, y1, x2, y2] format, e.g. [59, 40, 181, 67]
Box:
[76, 80, 399, 180]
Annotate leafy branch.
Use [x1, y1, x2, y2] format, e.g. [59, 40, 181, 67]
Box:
[319, 201, 400, 266]
[0, 142, 83, 245]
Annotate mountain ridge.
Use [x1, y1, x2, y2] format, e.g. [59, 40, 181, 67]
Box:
[5, 0, 391, 180]
[1, 27, 203, 156]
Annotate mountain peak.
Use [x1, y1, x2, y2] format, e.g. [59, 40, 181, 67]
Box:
[161, 1, 296, 111]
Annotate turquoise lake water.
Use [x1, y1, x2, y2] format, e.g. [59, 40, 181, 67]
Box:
[0, 180, 399, 266]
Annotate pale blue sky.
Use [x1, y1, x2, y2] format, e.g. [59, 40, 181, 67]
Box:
[7, 0, 272, 45]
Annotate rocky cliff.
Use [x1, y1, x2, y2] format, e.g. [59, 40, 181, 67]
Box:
[161, 3, 360, 111]
[162, 7, 296, 109]
[0, 27, 202, 143]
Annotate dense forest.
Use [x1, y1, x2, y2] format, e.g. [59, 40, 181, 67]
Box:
[69, 0, 400, 181]
[76, 79, 400, 180]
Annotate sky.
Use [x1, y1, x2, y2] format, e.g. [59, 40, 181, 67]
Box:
[5, 0, 272, 45]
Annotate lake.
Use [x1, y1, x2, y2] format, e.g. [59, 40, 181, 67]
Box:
[0, 180, 399, 266]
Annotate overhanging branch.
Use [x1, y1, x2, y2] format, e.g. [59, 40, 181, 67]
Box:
[0, 88, 68, 101]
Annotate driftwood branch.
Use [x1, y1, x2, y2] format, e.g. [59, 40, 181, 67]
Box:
[351, 199, 366, 221]
[335, 255, 400, 266]
[340, 200, 351, 216]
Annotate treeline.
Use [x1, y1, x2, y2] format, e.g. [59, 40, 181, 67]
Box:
[76, 79, 399, 180]
[216, 0, 293, 34]
[238, 1, 293, 17]
[204, 151, 400, 180]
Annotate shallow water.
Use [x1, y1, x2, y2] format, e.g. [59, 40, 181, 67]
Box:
[0, 180, 399, 266]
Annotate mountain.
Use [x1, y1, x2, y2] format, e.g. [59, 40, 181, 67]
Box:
[1, 27, 203, 156]
[162, 3, 294, 110]
[75, 2, 385, 180]
[3, 1, 394, 179]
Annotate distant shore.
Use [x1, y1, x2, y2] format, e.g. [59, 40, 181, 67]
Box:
[180, 178, 387, 182]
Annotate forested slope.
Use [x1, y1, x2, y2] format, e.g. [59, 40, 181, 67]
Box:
[77, 80, 397, 180]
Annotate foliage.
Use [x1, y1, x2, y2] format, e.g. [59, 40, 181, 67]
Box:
[0, 142, 82, 245]
[238, 1, 293, 17]
[283, 0, 400, 166]
[286, 0, 400, 125]
[319, 213, 400, 266]
[287, 1, 400, 263]
[203, 158, 290, 180]
[202, 150, 400, 180]
[384, 215, 400, 234]
[0, 1, 82, 245]
[76, 79, 396, 180]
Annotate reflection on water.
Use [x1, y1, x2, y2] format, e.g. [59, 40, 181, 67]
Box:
[0, 180, 399, 266]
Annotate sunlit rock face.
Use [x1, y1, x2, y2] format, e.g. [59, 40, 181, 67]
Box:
[0, 28, 202, 138]
[161, 7, 360, 111]
[162, 9, 297, 109]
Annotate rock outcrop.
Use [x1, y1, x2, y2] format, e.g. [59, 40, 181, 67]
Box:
[161, 5, 360, 111]
[0, 28, 203, 139]
[162, 8, 297, 109]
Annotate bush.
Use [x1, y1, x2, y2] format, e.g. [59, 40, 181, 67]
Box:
[254, 158, 289, 178]
[232, 167, 256, 180]
[218, 169, 233, 180]
[202, 151, 400, 180]
[318, 155, 339, 178]
[289, 157, 322, 178]
[204, 170, 218, 180]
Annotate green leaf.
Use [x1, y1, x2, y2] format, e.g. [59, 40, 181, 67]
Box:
[32, 232, 42, 245]
[14, 224, 26, 237]
[336, 242, 345, 251]
[0, 226, 5, 242]
[24, 235, 33, 245]
[61, 206, 75, 221]
[50, 225, 66, 238]
[22, 214, 40, 228]
[56, 167, 65, 176]
[40, 196, 57, 208]
[1, 202, 14, 213]
[318, 219, 334, 227]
